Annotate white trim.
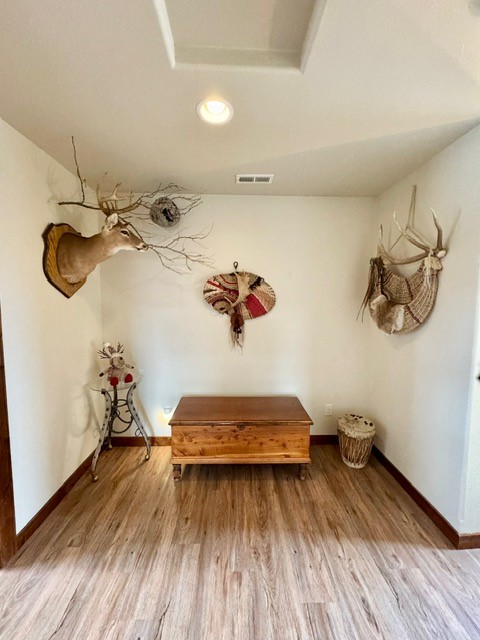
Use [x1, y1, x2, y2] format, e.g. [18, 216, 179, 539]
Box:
[152, 0, 176, 69]
[175, 46, 300, 74]
[300, 0, 329, 73]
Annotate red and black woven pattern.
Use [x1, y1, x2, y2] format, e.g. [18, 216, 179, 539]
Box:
[203, 271, 276, 320]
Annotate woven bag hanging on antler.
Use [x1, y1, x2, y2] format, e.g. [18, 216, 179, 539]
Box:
[203, 264, 276, 347]
[359, 186, 447, 335]
[363, 257, 441, 334]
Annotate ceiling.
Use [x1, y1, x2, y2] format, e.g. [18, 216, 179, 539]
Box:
[162, 0, 318, 70]
[1, 0, 480, 197]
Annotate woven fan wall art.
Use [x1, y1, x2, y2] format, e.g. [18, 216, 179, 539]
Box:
[359, 186, 447, 335]
[204, 263, 276, 347]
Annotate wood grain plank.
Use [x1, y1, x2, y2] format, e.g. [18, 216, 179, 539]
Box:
[169, 396, 313, 425]
[1, 446, 479, 640]
[170, 396, 312, 476]
[170, 456, 311, 464]
[42, 223, 86, 299]
[172, 424, 309, 459]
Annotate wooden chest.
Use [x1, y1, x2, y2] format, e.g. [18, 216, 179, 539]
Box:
[169, 396, 312, 481]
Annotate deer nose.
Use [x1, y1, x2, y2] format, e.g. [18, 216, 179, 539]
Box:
[139, 242, 148, 251]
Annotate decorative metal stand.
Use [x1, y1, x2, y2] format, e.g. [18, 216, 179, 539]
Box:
[91, 382, 151, 481]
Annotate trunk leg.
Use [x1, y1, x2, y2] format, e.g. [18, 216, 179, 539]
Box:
[298, 463, 308, 481]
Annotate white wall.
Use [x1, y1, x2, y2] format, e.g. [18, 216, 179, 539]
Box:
[101, 195, 376, 436]
[3, 114, 479, 537]
[369, 125, 480, 533]
[0, 118, 103, 532]
[462, 259, 480, 533]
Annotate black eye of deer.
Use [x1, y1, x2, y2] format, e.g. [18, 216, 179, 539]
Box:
[120, 229, 130, 236]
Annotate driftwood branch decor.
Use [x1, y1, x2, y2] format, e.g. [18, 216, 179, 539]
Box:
[43, 138, 211, 298]
[359, 186, 447, 334]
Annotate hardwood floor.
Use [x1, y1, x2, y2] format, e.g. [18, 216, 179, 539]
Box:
[1, 446, 480, 640]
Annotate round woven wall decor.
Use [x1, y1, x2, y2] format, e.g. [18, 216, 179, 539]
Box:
[149, 197, 181, 228]
[203, 270, 276, 347]
[204, 272, 276, 320]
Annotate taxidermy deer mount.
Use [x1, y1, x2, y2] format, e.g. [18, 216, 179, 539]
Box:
[43, 137, 211, 298]
[359, 185, 447, 335]
[56, 211, 147, 284]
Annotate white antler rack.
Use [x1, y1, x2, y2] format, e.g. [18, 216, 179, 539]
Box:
[377, 185, 447, 265]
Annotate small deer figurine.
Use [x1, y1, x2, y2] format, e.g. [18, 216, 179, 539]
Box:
[57, 212, 147, 284]
[98, 342, 135, 387]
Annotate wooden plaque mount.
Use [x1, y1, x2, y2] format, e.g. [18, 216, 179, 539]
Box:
[42, 223, 87, 299]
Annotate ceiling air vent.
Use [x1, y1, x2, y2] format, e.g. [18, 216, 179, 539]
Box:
[236, 174, 274, 184]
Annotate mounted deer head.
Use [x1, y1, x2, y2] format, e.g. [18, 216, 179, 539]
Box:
[56, 213, 147, 284]
[44, 137, 212, 297]
[55, 138, 211, 275]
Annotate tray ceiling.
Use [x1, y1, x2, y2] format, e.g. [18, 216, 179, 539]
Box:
[1, 0, 480, 196]
[160, 0, 320, 70]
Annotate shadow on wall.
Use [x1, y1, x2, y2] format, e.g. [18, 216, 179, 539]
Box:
[186, 118, 480, 197]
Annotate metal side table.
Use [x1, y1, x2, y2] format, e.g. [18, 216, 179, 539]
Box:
[89, 379, 151, 481]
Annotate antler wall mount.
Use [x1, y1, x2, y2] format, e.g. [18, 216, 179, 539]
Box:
[359, 185, 447, 334]
[43, 137, 211, 298]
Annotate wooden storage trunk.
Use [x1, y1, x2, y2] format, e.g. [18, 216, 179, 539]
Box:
[169, 396, 312, 481]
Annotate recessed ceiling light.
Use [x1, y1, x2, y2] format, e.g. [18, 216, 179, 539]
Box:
[197, 99, 233, 125]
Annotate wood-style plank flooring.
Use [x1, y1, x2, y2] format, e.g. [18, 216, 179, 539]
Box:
[1, 446, 480, 640]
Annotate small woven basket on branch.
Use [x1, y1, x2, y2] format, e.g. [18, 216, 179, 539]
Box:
[337, 414, 375, 469]
[149, 197, 182, 228]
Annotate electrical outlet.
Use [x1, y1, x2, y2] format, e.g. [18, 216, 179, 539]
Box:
[164, 406, 172, 415]
[325, 404, 333, 416]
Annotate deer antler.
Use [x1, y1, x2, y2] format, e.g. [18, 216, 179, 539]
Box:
[97, 342, 124, 359]
[96, 175, 145, 216]
[58, 138, 202, 219]
[57, 137, 212, 274]
[431, 209, 445, 255]
[377, 202, 446, 266]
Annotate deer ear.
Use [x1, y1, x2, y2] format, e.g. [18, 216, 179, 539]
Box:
[104, 213, 118, 230]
